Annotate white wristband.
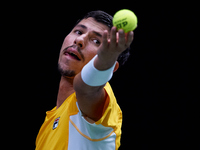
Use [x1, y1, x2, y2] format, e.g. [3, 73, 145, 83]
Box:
[81, 55, 116, 86]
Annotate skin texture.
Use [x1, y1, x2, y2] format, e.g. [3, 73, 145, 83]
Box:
[57, 17, 134, 122]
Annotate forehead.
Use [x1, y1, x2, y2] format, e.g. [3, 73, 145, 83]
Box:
[74, 17, 110, 34]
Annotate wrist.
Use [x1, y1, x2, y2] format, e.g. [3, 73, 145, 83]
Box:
[81, 55, 116, 86]
[94, 53, 119, 71]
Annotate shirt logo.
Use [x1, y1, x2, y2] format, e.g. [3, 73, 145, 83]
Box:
[53, 117, 60, 130]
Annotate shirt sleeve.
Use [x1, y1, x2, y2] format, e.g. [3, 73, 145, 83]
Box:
[96, 83, 122, 128]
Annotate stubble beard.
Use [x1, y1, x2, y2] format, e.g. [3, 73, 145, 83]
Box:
[57, 63, 76, 78]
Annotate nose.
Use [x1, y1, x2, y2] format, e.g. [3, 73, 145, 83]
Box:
[74, 34, 86, 49]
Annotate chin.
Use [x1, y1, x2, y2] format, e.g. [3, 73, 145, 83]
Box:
[58, 63, 76, 77]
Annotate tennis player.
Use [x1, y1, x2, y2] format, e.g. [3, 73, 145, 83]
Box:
[36, 10, 134, 150]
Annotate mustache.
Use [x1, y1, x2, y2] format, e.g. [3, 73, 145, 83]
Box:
[63, 45, 85, 61]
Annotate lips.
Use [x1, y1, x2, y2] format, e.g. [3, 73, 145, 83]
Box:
[64, 47, 81, 61]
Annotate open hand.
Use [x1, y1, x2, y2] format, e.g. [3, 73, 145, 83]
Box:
[95, 26, 134, 70]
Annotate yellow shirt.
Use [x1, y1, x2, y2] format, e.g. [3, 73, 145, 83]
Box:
[36, 83, 122, 150]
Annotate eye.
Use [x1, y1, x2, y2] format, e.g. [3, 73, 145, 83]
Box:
[92, 39, 101, 46]
[74, 30, 82, 35]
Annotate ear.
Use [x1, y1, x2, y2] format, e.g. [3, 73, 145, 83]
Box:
[113, 61, 119, 73]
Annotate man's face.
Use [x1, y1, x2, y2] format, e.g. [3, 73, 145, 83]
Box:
[58, 17, 110, 77]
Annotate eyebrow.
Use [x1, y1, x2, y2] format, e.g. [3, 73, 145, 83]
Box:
[76, 24, 103, 38]
[76, 24, 87, 29]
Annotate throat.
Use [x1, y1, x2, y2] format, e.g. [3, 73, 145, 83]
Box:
[56, 76, 75, 109]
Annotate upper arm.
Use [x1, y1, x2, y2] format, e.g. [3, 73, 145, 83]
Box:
[73, 73, 107, 122]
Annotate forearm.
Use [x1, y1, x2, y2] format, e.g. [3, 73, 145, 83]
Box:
[73, 54, 116, 120]
[73, 72, 106, 121]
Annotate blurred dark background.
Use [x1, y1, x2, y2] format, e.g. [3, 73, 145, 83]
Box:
[4, 2, 199, 149]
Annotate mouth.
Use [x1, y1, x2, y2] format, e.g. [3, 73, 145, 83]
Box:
[64, 47, 81, 61]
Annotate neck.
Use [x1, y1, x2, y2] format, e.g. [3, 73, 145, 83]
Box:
[56, 76, 75, 109]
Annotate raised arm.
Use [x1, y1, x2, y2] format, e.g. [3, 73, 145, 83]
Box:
[73, 27, 133, 121]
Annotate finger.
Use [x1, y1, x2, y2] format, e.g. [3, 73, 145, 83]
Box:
[102, 30, 108, 47]
[126, 31, 134, 46]
[118, 29, 125, 46]
[110, 26, 117, 44]
[116, 32, 119, 43]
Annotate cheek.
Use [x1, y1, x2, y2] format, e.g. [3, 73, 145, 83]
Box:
[60, 34, 75, 50]
[83, 46, 98, 64]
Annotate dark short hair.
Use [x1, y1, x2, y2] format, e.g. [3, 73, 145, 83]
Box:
[76, 10, 131, 67]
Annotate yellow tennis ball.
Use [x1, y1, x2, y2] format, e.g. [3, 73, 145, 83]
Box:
[113, 9, 138, 33]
